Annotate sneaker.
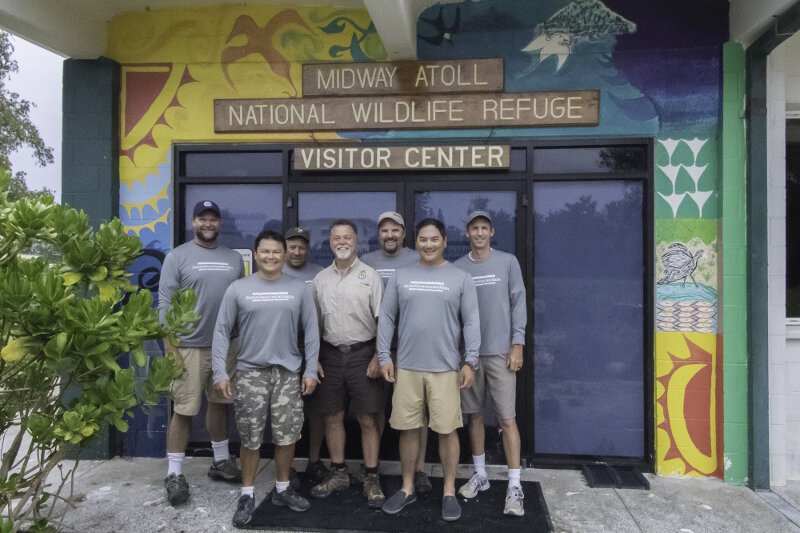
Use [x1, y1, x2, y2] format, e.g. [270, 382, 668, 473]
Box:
[271, 486, 311, 512]
[362, 473, 385, 508]
[381, 489, 417, 515]
[504, 485, 525, 517]
[232, 494, 255, 527]
[349, 463, 367, 485]
[310, 467, 350, 498]
[306, 460, 329, 485]
[289, 467, 301, 491]
[414, 470, 432, 494]
[457, 472, 490, 499]
[208, 457, 242, 482]
[442, 495, 461, 522]
[164, 473, 189, 506]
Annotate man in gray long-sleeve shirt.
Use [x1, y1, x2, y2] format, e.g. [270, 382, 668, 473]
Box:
[378, 218, 480, 523]
[157, 200, 244, 506]
[454, 211, 527, 517]
[212, 230, 320, 526]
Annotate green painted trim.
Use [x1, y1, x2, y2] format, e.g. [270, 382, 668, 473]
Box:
[721, 42, 749, 485]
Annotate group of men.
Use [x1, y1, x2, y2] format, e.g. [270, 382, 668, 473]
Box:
[157, 200, 528, 527]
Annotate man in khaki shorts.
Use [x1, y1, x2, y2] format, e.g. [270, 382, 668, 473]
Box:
[454, 211, 527, 517]
[378, 218, 480, 522]
[158, 200, 245, 505]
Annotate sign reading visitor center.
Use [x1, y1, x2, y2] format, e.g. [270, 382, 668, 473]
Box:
[293, 145, 510, 171]
[213, 58, 599, 132]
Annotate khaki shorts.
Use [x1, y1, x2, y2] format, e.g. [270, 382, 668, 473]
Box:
[460, 355, 518, 420]
[390, 369, 462, 435]
[232, 366, 304, 449]
[171, 346, 236, 417]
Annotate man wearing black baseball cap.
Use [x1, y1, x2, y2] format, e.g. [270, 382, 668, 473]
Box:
[158, 200, 245, 505]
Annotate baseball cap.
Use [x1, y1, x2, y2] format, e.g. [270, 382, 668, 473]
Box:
[378, 211, 405, 227]
[285, 227, 311, 242]
[193, 200, 221, 218]
[466, 210, 492, 227]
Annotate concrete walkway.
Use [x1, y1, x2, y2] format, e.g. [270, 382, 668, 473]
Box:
[44, 457, 800, 532]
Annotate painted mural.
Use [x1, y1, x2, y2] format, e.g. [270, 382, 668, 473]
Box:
[108, 0, 729, 476]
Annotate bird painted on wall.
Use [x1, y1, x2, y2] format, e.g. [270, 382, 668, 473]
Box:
[419, 6, 461, 46]
[221, 10, 313, 96]
[657, 243, 704, 287]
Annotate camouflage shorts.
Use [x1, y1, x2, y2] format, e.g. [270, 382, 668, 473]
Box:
[231, 366, 304, 449]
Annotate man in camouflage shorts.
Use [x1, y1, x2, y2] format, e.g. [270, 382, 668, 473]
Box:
[213, 230, 320, 528]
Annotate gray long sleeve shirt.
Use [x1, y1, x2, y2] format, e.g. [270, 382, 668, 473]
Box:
[157, 241, 244, 347]
[211, 274, 320, 383]
[282, 262, 324, 284]
[454, 250, 527, 356]
[377, 262, 480, 372]
[360, 247, 420, 288]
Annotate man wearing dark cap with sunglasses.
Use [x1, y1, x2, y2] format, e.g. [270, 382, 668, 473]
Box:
[158, 200, 245, 506]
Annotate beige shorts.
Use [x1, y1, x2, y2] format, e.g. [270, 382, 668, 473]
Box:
[171, 346, 236, 416]
[390, 369, 462, 435]
[460, 355, 518, 420]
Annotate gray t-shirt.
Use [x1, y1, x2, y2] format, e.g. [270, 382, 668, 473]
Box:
[361, 247, 420, 288]
[454, 250, 527, 356]
[211, 274, 319, 383]
[282, 262, 325, 285]
[157, 241, 244, 347]
[378, 262, 480, 372]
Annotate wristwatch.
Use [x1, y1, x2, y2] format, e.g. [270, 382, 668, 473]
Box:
[462, 359, 479, 371]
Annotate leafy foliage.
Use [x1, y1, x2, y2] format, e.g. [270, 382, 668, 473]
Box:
[0, 166, 196, 530]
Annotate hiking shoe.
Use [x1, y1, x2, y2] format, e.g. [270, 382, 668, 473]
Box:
[457, 472, 490, 499]
[504, 485, 525, 517]
[363, 473, 385, 508]
[381, 489, 416, 515]
[232, 494, 255, 527]
[164, 473, 189, 506]
[442, 495, 461, 522]
[349, 463, 366, 485]
[306, 460, 329, 485]
[310, 467, 350, 498]
[414, 470, 432, 494]
[208, 457, 242, 482]
[289, 467, 301, 491]
[271, 486, 311, 512]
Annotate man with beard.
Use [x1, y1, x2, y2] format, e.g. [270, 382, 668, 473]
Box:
[310, 220, 386, 508]
[360, 212, 431, 494]
[158, 200, 245, 506]
[378, 218, 480, 522]
[281, 227, 328, 486]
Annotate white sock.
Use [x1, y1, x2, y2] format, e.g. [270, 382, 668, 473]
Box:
[508, 469, 522, 489]
[241, 486, 254, 497]
[211, 439, 230, 462]
[275, 480, 290, 493]
[473, 454, 487, 479]
[167, 452, 184, 476]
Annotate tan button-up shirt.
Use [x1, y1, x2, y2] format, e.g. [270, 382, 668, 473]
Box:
[312, 257, 383, 345]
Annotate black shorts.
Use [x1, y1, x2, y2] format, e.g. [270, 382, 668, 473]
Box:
[313, 341, 387, 416]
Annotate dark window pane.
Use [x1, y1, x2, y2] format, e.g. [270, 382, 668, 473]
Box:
[298, 192, 396, 266]
[184, 152, 282, 177]
[185, 184, 282, 251]
[787, 131, 800, 316]
[533, 180, 644, 457]
[510, 147, 527, 171]
[414, 191, 516, 262]
[534, 146, 647, 174]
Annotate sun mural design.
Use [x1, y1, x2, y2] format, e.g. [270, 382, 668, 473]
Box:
[655, 332, 723, 477]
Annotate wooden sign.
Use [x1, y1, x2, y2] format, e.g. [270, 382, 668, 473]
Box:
[293, 145, 510, 171]
[302, 59, 504, 96]
[215, 90, 599, 132]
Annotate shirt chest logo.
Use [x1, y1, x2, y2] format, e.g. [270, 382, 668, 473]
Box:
[358, 270, 366, 280]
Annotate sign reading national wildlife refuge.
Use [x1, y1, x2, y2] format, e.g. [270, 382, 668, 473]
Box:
[213, 58, 599, 133]
[293, 145, 510, 171]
